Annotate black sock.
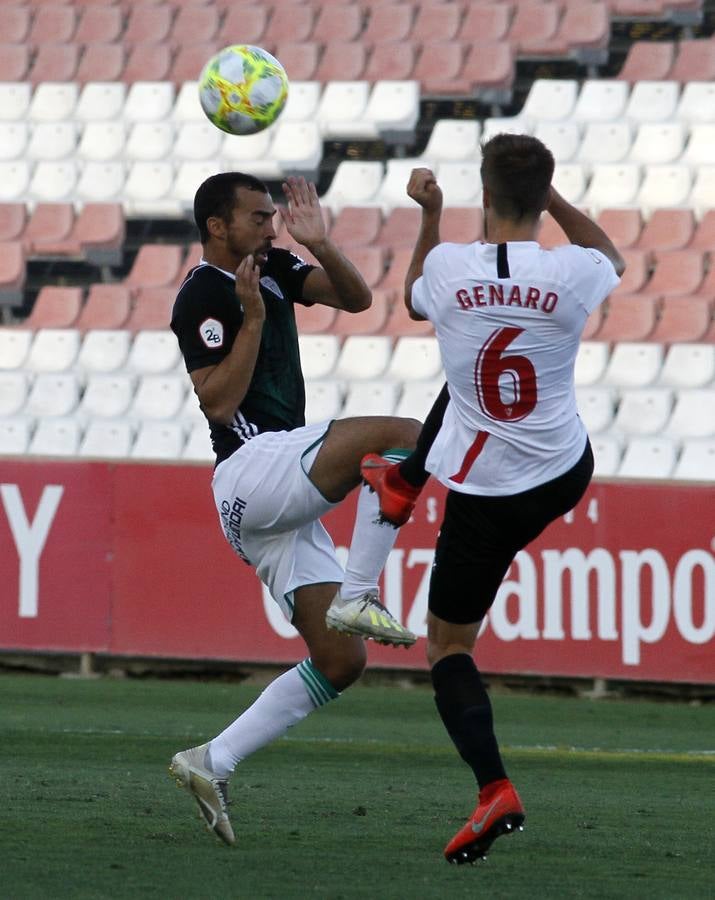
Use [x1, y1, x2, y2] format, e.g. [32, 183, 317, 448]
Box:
[431, 653, 507, 790]
[399, 382, 450, 487]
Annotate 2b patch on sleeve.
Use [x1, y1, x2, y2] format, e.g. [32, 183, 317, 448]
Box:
[199, 318, 224, 348]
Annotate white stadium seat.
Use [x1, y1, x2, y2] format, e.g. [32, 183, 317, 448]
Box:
[130, 421, 184, 459]
[178, 386, 204, 425]
[76, 330, 132, 377]
[551, 163, 587, 205]
[584, 163, 641, 214]
[375, 158, 426, 211]
[29, 161, 77, 203]
[125, 330, 180, 375]
[613, 389, 673, 436]
[624, 80, 679, 124]
[125, 122, 175, 162]
[533, 122, 580, 163]
[172, 161, 219, 211]
[394, 379, 443, 420]
[0, 123, 28, 161]
[123, 82, 175, 124]
[0, 161, 30, 201]
[437, 161, 482, 207]
[0, 417, 31, 455]
[665, 389, 715, 439]
[522, 79, 579, 123]
[617, 436, 677, 479]
[420, 119, 481, 163]
[173, 121, 222, 162]
[364, 80, 420, 143]
[637, 164, 692, 216]
[317, 81, 372, 139]
[481, 116, 531, 142]
[182, 421, 214, 462]
[304, 380, 343, 424]
[672, 439, 715, 481]
[572, 79, 629, 123]
[78, 418, 133, 458]
[123, 161, 178, 216]
[75, 82, 126, 123]
[75, 161, 126, 203]
[675, 81, 715, 124]
[386, 336, 442, 382]
[270, 121, 322, 179]
[77, 121, 126, 162]
[26, 373, 79, 418]
[321, 161, 383, 212]
[171, 82, 204, 123]
[76, 373, 135, 423]
[688, 165, 715, 219]
[578, 122, 632, 168]
[601, 343, 664, 389]
[27, 417, 80, 456]
[28, 83, 78, 122]
[575, 387, 616, 433]
[0, 82, 32, 121]
[341, 380, 399, 418]
[628, 122, 685, 165]
[221, 129, 274, 172]
[127, 374, 186, 422]
[590, 434, 623, 478]
[26, 122, 77, 162]
[298, 334, 340, 380]
[335, 335, 392, 380]
[0, 371, 29, 417]
[682, 124, 715, 167]
[281, 81, 322, 123]
[26, 329, 81, 373]
[574, 342, 610, 386]
[0, 329, 32, 369]
[658, 344, 715, 389]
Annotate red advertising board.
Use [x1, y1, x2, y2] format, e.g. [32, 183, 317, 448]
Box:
[0, 460, 713, 683]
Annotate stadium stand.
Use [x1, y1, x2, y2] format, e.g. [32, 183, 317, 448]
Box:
[0, 0, 713, 475]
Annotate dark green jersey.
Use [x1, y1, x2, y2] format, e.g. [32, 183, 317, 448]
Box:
[171, 248, 316, 464]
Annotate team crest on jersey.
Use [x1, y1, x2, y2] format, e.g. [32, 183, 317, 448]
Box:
[199, 318, 224, 348]
[259, 276, 284, 299]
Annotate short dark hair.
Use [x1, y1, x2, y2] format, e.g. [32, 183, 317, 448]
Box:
[193, 171, 269, 243]
[480, 134, 555, 222]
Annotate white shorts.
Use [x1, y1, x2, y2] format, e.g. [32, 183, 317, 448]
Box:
[211, 421, 344, 621]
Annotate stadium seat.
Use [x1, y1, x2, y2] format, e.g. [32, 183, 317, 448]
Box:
[0, 123, 29, 162]
[460, 43, 516, 104]
[385, 336, 442, 382]
[0, 203, 26, 243]
[611, 248, 652, 296]
[26, 373, 80, 419]
[280, 80, 321, 123]
[341, 380, 399, 418]
[304, 380, 343, 425]
[672, 438, 715, 480]
[436, 161, 483, 207]
[590, 434, 623, 477]
[362, 3, 415, 45]
[78, 418, 133, 459]
[123, 3, 173, 47]
[613, 388, 673, 435]
[584, 163, 641, 214]
[334, 335, 392, 381]
[125, 330, 180, 375]
[0, 5, 30, 43]
[28, 83, 78, 122]
[381, 297, 434, 337]
[22, 287, 82, 330]
[658, 343, 715, 388]
[521, 79, 579, 124]
[676, 80, 715, 124]
[575, 386, 616, 433]
[77, 121, 126, 161]
[670, 38, 715, 83]
[412, 2, 462, 42]
[297, 334, 341, 380]
[22, 203, 75, 255]
[66, 203, 125, 267]
[0, 328, 32, 369]
[376, 208, 421, 250]
[316, 81, 372, 140]
[75, 161, 127, 204]
[625, 80, 680, 123]
[75, 5, 123, 45]
[27, 418, 81, 457]
[329, 206, 382, 249]
[597, 294, 658, 342]
[364, 80, 420, 145]
[634, 208, 694, 251]
[629, 122, 685, 165]
[332, 288, 391, 336]
[123, 82, 175, 123]
[551, 163, 587, 205]
[601, 342, 664, 388]
[125, 287, 177, 332]
[267, 42, 319, 83]
[26, 328, 81, 373]
[572, 78, 630, 123]
[509, 2, 562, 55]
[321, 161, 384, 212]
[75, 43, 126, 84]
[394, 379, 443, 420]
[217, 6, 269, 46]
[646, 249, 704, 296]
[314, 41, 368, 83]
[0, 82, 32, 122]
[375, 159, 424, 212]
[182, 421, 214, 462]
[555, 0, 611, 64]
[688, 165, 715, 219]
[0, 162, 31, 203]
[173, 121, 222, 162]
[311, 3, 363, 43]
[0, 43, 30, 82]
[595, 208, 643, 248]
[263, 2, 315, 43]
[124, 244, 184, 291]
[0, 239, 26, 307]
[481, 116, 532, 142]
[131, 421, 184, 460]
[420, 119, 481, 164]
[363, 43, 418, 84]
[295, 302, 338, 334]
[177, 385, 203, 426]
[76, 373, 135, 423]
[125, 122, 175, 161]
[75, 328, 132, 375]
[75, 82, 126, 123]
[413, 40, 468, 95]
[0, 418, 31, 456]
[637, 165, 692, 216]
[0, 371, 29, 418]
[28, 45, 80, 85]
[440, 206, 484, 243]
[127, 373, 186, 423]
[578, 122, 632, 168]
[665, 388, 715, 438]
[617, 41, 676, 82]
[533, 122, 580, 163]
[269, 121, 322, 180]
[649, 295, 711, 343]
[221, 129, 275, 176]
[169, 3, 220, 50]
[574, 342, 610, 387]
[171, 81, 204, 124]
[29, 161, 78, 203]
[682, 123, 715, 168]
[123, 44, 174, 84]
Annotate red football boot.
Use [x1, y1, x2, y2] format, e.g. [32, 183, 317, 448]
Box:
[360, 454, 422, 526]
[444, 779, 525, 864]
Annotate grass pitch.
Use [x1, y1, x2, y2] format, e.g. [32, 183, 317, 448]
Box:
[3, 672, 713, 899]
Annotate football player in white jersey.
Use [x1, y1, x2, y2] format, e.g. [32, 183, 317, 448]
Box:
[362, 134, 625, 864]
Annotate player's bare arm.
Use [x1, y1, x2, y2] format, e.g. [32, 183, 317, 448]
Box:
[404, 167, 443, 320]
[547, 188, 626, 276]
[190, 254, 265, 425]
[280, 176, 371, 313]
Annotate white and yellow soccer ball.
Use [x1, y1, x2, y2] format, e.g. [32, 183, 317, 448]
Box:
[198, 44, 289, 136]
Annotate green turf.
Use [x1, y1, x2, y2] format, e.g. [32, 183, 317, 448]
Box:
[3, 673, 713, 900]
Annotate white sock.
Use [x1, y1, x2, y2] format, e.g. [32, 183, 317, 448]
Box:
[341, 449, 409, 601]
[206, 659, 338, 778]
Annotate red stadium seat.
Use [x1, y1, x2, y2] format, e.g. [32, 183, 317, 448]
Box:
[169, 3, 220, 50]
[412, 2, 464, 43]
[22, 285, 82, 329]
[596, 209, 643, 250]
[376, 207, 421, 250]
[75, 283, 132, 331]
[312, 4, 363, 43]
[646, 249, 705, 297]
[440, 206, 484, 243]
[124, 244, 185, 290]
[28, 44, 80, 84]
[362, 3, 416, 45]
[272, 42, 320, 82]
[74, 5, 123, 44]
[508, 3, 561, 54]
[611, 249, 652, 296]
[689, 210, 715, 252]
[0, 5, 30, 43]
[23, 203, 75, 255]
[332, 288, 392, 336]
[218, 6, 269, 46]
[597, 294, 659, 342]
[169, 43, 221, 86]
[125, 286, 176, 332]
[0, 44, 30, 82]
[0, 240, 26, 308]
[123, 3, 174, 47]
[617, 40, 676, 82]
[670, 38, 715, 83]
[122, 43, 172, 83]
[329, 206, 383, 249]
[380, 297, 435, 337]
[635, 209, 695, 251]
[29, 3, 77, 46]
[538, 215, 571, 249]
[295, 302, 338, 334]
[649, 295, 712, 343]
[364, 43, 418, 82]
[314, 42, 368, 81]
[344, 245, 388, 290]
[262, 3, 315, 45]
[75, 43, 126, 83]
[0, 204, 26, 243]
[457, 4, 512, 43]
[414, 41, 469, 95]
[460, 42, 515, 102]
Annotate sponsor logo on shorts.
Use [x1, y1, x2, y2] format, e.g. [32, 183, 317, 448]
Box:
[200, 318, 224, 348]
[220, 495, 250, 563]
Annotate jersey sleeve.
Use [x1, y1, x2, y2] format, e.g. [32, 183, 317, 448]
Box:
[171, 274, 234, 373]
[267, 247, 316, 306]
[556, 245, 621, 314]
[410, 244, 445, 320]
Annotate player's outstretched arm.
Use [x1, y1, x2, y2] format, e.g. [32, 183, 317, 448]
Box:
[547, 188, 626, 276]
[404, 168, 443, 320]
[280, 176, 371, 313]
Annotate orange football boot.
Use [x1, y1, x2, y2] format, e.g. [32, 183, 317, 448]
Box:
[444, 779, 525, 864]
[360, 454, 422, 526]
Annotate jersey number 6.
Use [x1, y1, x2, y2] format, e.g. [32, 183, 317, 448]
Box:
[475, 326, 537, 422]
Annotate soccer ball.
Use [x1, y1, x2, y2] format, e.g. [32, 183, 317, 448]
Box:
[198, 45, 289, 136]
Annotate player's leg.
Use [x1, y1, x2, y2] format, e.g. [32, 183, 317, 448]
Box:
[308, 415, 421, 645]
[361, 382, 450, 525]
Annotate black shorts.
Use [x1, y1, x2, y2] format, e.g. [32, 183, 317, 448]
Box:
[428, 439, 594, 625]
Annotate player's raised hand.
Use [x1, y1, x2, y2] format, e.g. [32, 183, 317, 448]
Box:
[235, 254, 265, 323]
[279, 176, 327, 249]
[407, 167, 443, 214]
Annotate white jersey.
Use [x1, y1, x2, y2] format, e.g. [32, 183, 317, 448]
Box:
[411, 240, 620, 495]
